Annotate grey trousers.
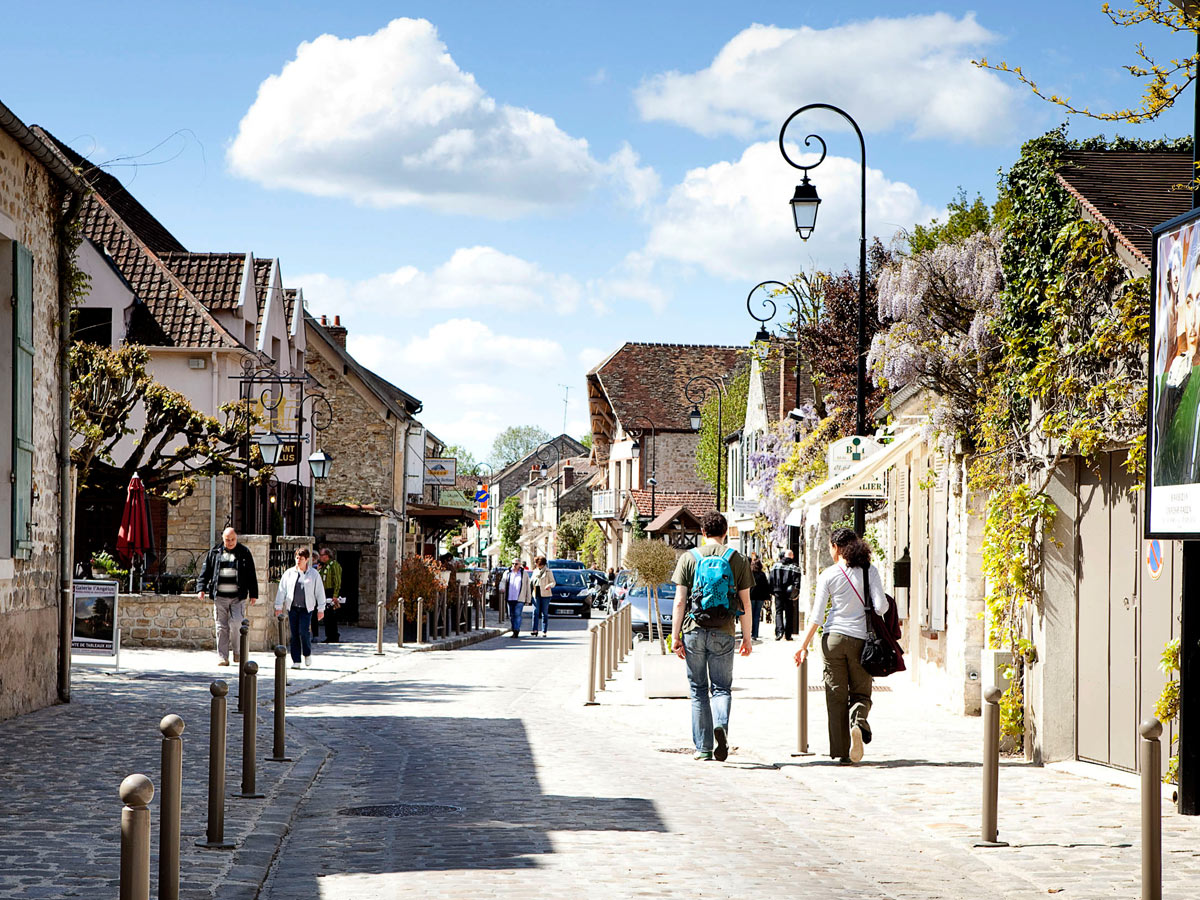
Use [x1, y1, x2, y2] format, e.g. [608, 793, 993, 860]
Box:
[822, 631, 873, 758]
[214, 597, 245, 660]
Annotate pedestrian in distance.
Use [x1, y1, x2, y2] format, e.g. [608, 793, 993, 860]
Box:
[316, 547, 343, 643]
[769, 549, 801, 640]
[501, 560, 530, 637]
[529, 555, 557, 637]
[671, 512, 753, 761]
[196, 527, 259, 667]
[795, 528, 889, 765]
[749, 556, 770, 643]
[274, 547, 327, 669]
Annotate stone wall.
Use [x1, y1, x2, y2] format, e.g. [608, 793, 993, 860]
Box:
[118, 592, 278, 652]
[650, 431, 710, 493]
[165, 475, 230, 564]
[0, 128, 67, 721]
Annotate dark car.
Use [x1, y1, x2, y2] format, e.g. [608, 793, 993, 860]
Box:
[545, 568, 591, 618]
[547, 558, 585, 570]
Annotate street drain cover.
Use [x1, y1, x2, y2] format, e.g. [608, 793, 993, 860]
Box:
[339, 803, 462, 818]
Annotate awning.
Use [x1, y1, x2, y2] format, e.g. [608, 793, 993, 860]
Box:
[646, 505, 703, 533]
[784, 506, 806, 527]
[794, 428, 925, 513]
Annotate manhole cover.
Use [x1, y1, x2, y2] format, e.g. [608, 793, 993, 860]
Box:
[339, 803, 462, 818]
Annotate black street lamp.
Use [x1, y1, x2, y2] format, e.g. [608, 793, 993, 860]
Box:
[534, 440, 563, 526]
[746, 280, 808, 411]
[684, 375, 727, 513]
[779, 103, 868, 534]
[625, 415, 658, 519]
[306, 449, 333, 536]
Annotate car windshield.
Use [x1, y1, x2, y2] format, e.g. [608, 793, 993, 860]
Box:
[627, 583, 677, 599]
[554, 571, 585, 588]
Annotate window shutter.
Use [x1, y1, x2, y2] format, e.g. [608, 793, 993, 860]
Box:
[12, 242, 34, 559]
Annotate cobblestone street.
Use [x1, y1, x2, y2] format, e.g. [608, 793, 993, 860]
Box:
[5, 615, 1200, 899]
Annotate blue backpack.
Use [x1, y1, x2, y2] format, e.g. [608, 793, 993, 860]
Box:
[689, 547, 738, 626]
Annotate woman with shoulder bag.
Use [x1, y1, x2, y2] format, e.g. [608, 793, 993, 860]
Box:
[794, 528, 889, 765]
[274, 547, 327, 669]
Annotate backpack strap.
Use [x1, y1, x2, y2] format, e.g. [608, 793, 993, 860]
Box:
[721, 547, 736, 562]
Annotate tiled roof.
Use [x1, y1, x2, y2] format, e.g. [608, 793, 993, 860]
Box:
[589, 343, 744, 433]
[284, 288, 298, 334]
[75, 193, 238, 348]
[35, 127, 186, 254]
[254, 258, 273, 308]
[1056, 149, 1193, 268]
[627, 489, 715, 518]
[159, 252, 246, 309]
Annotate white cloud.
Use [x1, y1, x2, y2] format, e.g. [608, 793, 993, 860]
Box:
[642, 141, 937, 282]
[635, 14, 1018, 144]
[293, 246, 584, 318]
[228, 18, 656, 215]
[354, 319, 563, 379]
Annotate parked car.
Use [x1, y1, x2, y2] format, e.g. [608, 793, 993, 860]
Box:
[624, 580, 677, 638]
[544, 568, 591, 618]
[547, 558, 585, 570]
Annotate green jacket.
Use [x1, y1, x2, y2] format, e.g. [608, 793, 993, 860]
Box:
[319, 559, 343, 597]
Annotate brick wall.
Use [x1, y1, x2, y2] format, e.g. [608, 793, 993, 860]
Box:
[0, 129, 66, 721]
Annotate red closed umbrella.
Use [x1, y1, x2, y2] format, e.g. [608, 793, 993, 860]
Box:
[116, 472, 153, 567]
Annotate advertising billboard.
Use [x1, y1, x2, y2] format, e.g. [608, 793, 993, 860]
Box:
[72, 579, 120, 655]
[1148, 206, 1200, 536]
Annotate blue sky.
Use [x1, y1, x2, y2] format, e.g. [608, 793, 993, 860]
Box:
[5, 1, 1197, 458]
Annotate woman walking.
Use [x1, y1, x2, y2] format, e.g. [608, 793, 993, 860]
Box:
[529, 556, 557, 637]
[501, 561, 530, 637]
[794, 528, 888, 764]
[274, 547, 327, 669]
[749, 556, 770, 643]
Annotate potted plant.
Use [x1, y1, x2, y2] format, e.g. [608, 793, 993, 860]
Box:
[90, 550, 129, 584]
[390, 555, 446, 644]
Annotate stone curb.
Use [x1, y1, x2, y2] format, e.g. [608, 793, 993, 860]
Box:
[410, 627, 506, 652]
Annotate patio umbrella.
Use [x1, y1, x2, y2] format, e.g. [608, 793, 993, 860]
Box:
[116, 472, 154, 571]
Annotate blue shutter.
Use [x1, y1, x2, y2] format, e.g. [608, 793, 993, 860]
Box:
[12, 242, 34, 559]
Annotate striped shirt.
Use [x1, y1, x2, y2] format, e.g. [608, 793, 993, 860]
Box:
[215, 550, 240, 599]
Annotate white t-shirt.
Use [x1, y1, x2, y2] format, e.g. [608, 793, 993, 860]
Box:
[809, 563, 888, 640]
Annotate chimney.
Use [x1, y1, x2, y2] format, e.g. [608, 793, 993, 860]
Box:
[562, 464, 575, 489]
[529, 464, 540, 484]
[325, 313, 348, 348]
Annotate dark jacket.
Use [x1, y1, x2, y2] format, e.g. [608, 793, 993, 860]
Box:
[197, 542, 259, 600]
[750, 569, 771, 605]
[768, 562, 800, 599]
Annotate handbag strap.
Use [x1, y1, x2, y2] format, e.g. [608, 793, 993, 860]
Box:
[838, 566, 878, 639]
[837, 566, 865, 606]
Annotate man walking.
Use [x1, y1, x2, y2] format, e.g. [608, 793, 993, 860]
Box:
[501, 560, 530, 637]
[197, 527, 259, 666]
[316, 547, 342, 643]
[769, 549, 801, 640]
[671, 513, 753, 761]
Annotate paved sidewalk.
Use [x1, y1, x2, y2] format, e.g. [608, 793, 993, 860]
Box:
[0, 618, 502, 900]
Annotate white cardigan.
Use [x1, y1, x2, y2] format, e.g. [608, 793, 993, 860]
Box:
[274, 566, 327, 614]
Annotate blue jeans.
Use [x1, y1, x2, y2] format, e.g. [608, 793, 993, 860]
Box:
[508, 600, 524, 635]
[532, 592, 550, 633]
[287, 606, 312, 663]
[750, 598, 765, 640]
[682, 628, 735, 753]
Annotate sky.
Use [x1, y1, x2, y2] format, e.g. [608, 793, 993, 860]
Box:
[5, 1, 1198, 459]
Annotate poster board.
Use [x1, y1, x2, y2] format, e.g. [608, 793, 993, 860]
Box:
[72, 579, 121, 668]
[1148, 206, 1200, 537]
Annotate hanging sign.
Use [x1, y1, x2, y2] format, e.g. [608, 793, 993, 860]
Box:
[423, 458, 457, 486]
[826, 436, 887, 499]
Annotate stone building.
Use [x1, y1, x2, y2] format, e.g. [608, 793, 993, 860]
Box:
[587, 343, 741, 570]
[306, 314, 424, 625]
[0, 99, 89, 719]
[516, 456, 598, 560]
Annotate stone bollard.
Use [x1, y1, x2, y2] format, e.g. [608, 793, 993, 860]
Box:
[158, 715, 185, 900]
[197, 681, 235, 849]
[119, 774, 154, 900]
[791, 656, 812, 757]
[269, 645, 291, 763]
[237, 619, 250, 713]
[585, 625, 599, 705]
[238, 661, 264, 799]
[1141, 718, 1163, 900]
[975, 686, 1009, 847]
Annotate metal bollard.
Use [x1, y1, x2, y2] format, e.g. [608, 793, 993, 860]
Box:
[1141, 718, 1163, 900]
[119, 774, 154, 900]
[606, 615, 615, 680]
[976, 686, 1008, 847]
[197, 681, 235, 849]
[237, 619, 250, 713]
[238, 661, 264, 799]
[375, 598, 385, 655]
[417, 597, 425, 644]
[269, 645, 291, 763]
[276, 614, 285, 648]
[158, 715, 184, 900]
[398, 598, 405, 649]
[585, 625, 599, 705]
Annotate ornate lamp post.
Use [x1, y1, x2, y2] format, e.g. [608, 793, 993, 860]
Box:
[306, 449, 333, 536]
[746, 279, 808, 411]
[779, 103, 868, 534]
[625, 415, 658, 519]
[684, 375, 727, 513]
[534, 440, 563, 526]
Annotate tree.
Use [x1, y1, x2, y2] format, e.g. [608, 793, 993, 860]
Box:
[70, 342, 266, 501]
[490, 425, 551, 467]
[580, 520, 606, 570]
[579, 432, 593, 451]
[694, 364, 751, 501]
[443, 444, 479, 473]
[557, 509, 591, 555]
[623, 538, 679, 653]
[498, 495, 522, 565]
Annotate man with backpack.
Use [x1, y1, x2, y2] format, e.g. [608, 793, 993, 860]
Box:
[670, 512, 753, 761]
[769, 549, 801, 640]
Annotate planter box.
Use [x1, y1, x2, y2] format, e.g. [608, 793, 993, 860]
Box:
[643, 650, 689, 699]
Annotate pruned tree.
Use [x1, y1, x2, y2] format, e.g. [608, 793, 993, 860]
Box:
[623, 538, 679, 653]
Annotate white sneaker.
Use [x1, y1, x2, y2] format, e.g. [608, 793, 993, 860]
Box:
[303, 656, 312, 668]
[291, 662, 300, 670]
[849, 724, 864, 762]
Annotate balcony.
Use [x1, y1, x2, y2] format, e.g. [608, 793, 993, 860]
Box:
[592, 489, 617, 519]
